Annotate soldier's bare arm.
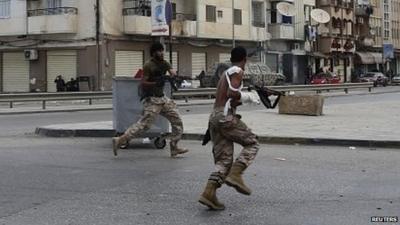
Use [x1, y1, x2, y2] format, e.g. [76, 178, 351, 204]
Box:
[227, 71, 243, 108]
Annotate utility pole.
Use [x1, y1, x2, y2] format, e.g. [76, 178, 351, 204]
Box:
[232, 0, 235, 48]
[95, 0, 101, 91]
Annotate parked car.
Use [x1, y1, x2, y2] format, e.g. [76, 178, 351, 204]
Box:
[392, 74, 400, 85]
[310, 71, 341, 84]
[180, 80, 192, 88]
[359, 72, 388, 87]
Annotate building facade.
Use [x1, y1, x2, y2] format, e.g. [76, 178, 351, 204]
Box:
[0, 0, 270, 93]
[315, 0, 356, 83]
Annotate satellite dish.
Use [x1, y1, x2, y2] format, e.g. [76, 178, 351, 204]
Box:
[276, 2, 296, 17]
[311, 9, 330, 24]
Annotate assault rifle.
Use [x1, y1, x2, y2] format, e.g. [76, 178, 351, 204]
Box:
[201, 85, 284, 146]
[154, 75, 190, 92]
[248, 85, 284, 109]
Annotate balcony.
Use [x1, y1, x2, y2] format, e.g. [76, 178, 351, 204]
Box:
[268, 24, 295, 40]
[123, 8, 151, 35]
[318, 37, 355, 53]
[318, 0, 354, 8]
[251, 21, 268, 41]
[355, 6, 373, 17]
[27, 7, 78, 34]
[171, 13, 196, 37]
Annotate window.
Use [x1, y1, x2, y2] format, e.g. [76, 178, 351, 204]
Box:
[252, 1, 265, 27]
[0, 0, 10, 18]
[217, 10, 223, 18]
[123, 0, 151, 16]
[172, 3, 176, 19]
[304, 6, 312, 23]
[385, 30, 390, 39]
[234, 9, 242, 25]
[270, 2, 293, 24]
[206, 5, 216, 22]
[47, 0, 62, 8]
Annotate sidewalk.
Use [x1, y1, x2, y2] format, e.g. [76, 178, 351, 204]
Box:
[35, 91, 400, 148]
[1, 85, 400, 115]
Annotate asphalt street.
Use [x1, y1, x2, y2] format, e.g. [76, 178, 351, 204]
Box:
[0, 137, 399, 225]
[0, 91, 400, 225]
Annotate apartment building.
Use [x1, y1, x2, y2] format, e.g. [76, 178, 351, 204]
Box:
[0, 0, 270, 93]
[354, 0, 384, 75]
[391, 0, 400, 73]
[354, 0, 400, 76]
[266, 0, 316, 84]
[0, 0, 97, 93]
[316, 0, 356, 83]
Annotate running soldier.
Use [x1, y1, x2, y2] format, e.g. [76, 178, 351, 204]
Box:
[112, 42, 188, 158]
[199, 47, 260, 210]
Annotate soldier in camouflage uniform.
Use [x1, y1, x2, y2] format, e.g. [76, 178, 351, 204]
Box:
[199, 47, 260, 210]
[112, 42, 188, 158]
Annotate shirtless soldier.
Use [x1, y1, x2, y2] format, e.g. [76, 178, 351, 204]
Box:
[112, 42, 188, 158]
[199, 47, 260, 210]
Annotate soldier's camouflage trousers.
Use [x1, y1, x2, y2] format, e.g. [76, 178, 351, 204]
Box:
[124, 96, 183, 143]
[208, 108, 259, 185]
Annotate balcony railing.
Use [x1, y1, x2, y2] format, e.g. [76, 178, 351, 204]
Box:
[122, 7, 151, 16]
[252, 21, 265, 28]
[173, 13, 196, 21]
[28, 7, 78, 17]
[318, 0, 354, 8]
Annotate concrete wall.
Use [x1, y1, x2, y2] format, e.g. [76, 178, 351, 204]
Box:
[0, 53, 2, 92]
[0, 0, 27, 36]
[78, 46, 97, 91]
[197, 0, 252, 40]
[101, 0, 123, 36]
[29, 51, 47, 92]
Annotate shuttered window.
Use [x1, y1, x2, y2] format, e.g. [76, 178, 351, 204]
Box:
[234, 9, 242, 25]
[0, 0, 10, 18]
[115, 51, 144, 77]
[2, 52, 30, 92]
[206, 5, 216, 22]
[191, 53, 206, 78]
[47, 51, 77, 92]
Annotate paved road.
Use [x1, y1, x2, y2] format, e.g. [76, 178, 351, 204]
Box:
[0, 137, 399, 225]
[1, 92, 400, 224]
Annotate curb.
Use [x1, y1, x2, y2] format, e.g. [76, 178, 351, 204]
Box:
[35, 127, 400, 149]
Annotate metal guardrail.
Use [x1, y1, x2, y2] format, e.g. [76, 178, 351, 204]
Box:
[173, 82, 375, 101]
[0, 83, 374, 109]
[269, 82, 374, 94]
[0, 91, 112, 109]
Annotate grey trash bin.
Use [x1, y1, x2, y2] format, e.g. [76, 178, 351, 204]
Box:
[112, 76, 171, 149]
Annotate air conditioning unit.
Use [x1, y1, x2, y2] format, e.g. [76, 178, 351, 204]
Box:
[24, 49, 38, 60]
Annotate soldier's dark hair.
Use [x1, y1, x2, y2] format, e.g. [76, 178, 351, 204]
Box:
[150, 42, 164, 56]
[230, 46, 247, 63]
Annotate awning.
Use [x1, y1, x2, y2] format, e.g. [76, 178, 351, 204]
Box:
[355, 52, 383, 64]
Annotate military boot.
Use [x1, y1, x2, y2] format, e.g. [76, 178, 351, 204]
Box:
[112, 135, 128, 156]
[225, 162, 252, 195]
[169, 141, 188, 157]
[198, 180, 225, 210]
